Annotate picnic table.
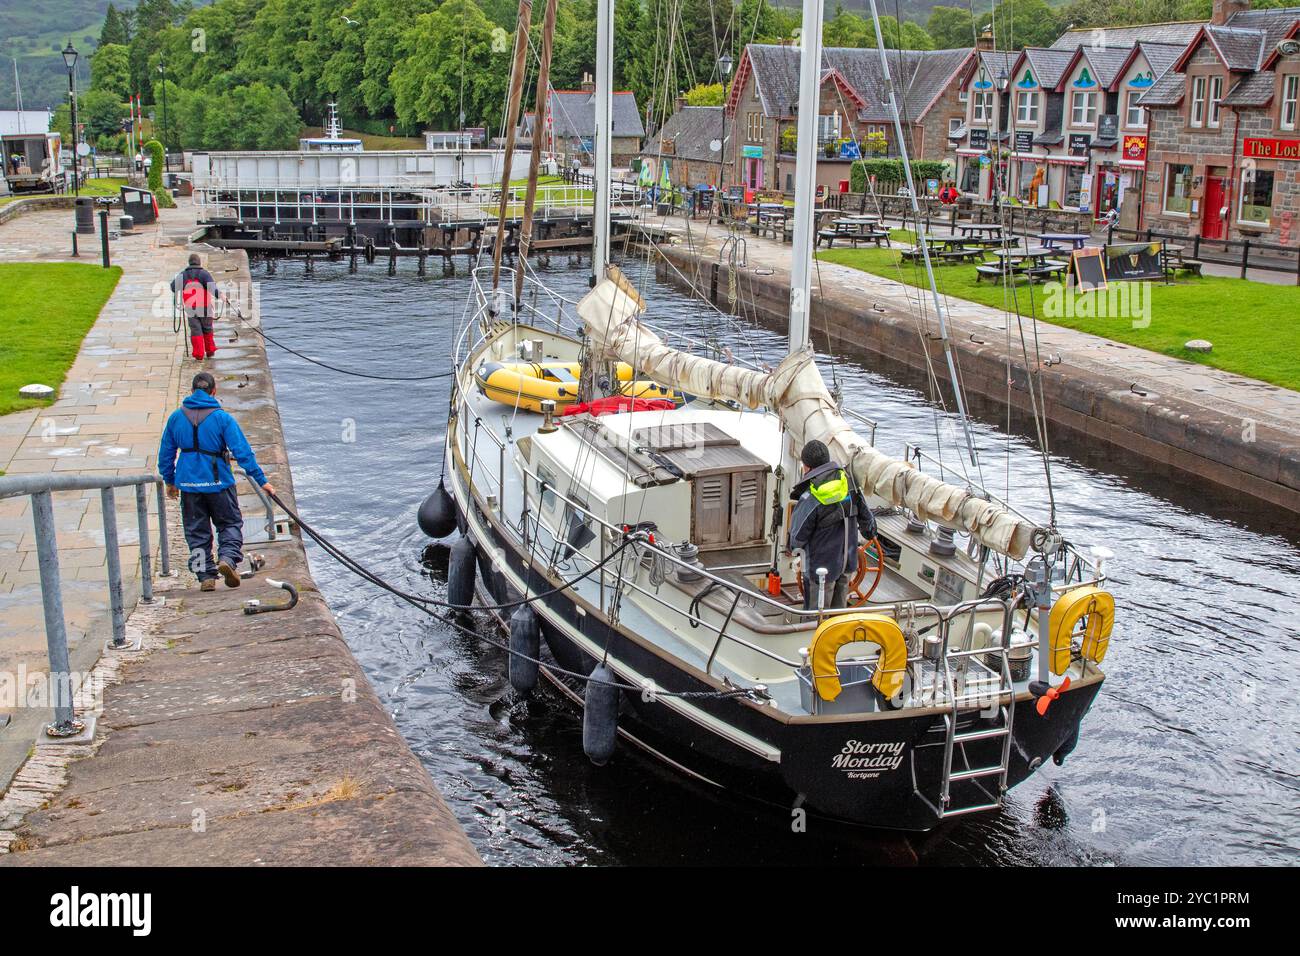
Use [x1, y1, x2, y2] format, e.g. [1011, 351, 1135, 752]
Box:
[958, 223, 1005, 240]
[977, 247, 1068, 283]
[1037, 232, 1090, 250]
[817, 217, 889, 249]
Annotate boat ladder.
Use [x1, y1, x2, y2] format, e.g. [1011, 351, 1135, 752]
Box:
[917, 639, 1017, 821]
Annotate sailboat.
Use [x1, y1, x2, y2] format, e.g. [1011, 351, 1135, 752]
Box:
[429, 0, 1115, 830]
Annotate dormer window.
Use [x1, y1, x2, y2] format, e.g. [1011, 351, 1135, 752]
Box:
[1207, 76, 1224, 128]
[1190, 75, 1207, 127]
[1283, 74, 1299, 131]
[1016, 91, 1039, 124]
[1070, 90, 1098, 127]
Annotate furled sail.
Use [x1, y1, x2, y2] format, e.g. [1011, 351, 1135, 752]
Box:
[577, 267, 1042, 559]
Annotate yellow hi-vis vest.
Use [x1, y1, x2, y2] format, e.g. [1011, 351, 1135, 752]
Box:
[809, 469, 849, 506]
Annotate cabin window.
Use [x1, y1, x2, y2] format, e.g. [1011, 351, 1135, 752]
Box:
[1281, 74, 1298, 131]
[536, 465, 558, 515]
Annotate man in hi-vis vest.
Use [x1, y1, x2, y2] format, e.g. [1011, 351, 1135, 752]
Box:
[158, 372, 275, 590]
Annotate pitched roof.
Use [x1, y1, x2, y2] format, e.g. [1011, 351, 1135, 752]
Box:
[1136, 68, 1186, 107]
[1057, 45, 1134, 90]
[1051, 21, 1204, 50]
[1204, 24, 1267, 70]
[734, 43, 973, 124]
[1220, 70, 1276, 107]
[1019, 47, 1077, 88]
[525, 90, 645, 140]
[641, 106, 727, 163]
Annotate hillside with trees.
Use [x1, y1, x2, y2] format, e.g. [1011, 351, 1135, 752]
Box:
[12, 0, 1286, 153]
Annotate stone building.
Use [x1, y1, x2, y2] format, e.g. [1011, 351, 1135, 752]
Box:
[1139, 1, 1300, 244]
[639, 105, 731, 190]
[724, 43, 974, 196]
[519, 83, 645, 168]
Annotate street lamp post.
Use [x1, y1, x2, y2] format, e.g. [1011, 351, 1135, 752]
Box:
[716, 51, 733, 221]
[62, 40, 79, 196]
[157, 57, 171, 171]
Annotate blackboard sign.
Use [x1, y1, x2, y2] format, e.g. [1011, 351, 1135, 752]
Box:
[1069, 133, 1091, 156]
[1105, 241, 1164, 281]
[1014, 130, 1034, 153]
[1071, 247, 1108, 291]
[969, 128, 989, 150]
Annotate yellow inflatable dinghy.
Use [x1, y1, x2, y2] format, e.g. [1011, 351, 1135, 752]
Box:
[474, 361, 678, 413]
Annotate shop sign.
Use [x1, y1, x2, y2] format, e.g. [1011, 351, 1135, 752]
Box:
[742, 145, 764, 158]
[1122, 135, 1148, 162]
[1014, 130, 1034, 153]
[1069, 133, 1091, 156]
[1098, 114, 1119, 141]
[1243, 138, 1300, 160]
[969, 128, 989, 150]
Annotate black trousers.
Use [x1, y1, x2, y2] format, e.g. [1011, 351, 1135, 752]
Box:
[180, 487, 243, 580]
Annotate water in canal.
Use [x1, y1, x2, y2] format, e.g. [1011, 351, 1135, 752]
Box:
[253, 254, 1299, 866]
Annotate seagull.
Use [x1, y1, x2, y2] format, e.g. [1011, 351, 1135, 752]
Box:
[341, 15, 359, 25]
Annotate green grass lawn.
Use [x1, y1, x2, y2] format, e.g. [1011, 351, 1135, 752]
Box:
[819, 239, 1300, 392]
[0, 262, 122, 417]
[0, 177, 129, 207]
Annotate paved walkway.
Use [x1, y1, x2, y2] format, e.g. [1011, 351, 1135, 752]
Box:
[0, 204, 480, 864]
[0, 204, 195, 778]
[655, 214, 1300, 439]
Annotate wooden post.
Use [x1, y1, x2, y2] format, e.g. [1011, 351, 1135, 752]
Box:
[490, 0, 535, 298]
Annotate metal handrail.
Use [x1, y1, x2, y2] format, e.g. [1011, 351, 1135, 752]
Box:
[0, 471, 172, 740]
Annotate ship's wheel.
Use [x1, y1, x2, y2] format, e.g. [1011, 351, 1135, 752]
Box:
[794, 538, 885, 607]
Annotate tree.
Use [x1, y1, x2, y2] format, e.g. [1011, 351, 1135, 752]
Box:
[389, 0, 510, 131]
[990, 0, 1062, 50]
[926, 6, 976, 49]
[684, 83, 725, 106]
[144, 139, 175, 207]
[90, 43, 131, 101]
[100, 3, 132, 47]
[82, 89, 128, 141]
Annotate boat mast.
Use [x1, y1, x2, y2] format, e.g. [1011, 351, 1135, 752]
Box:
[515, 0, 560, 307]
[787, 0, 826, 354]
[866, 0, 978, 467]
[592, 0, 614, 282]
[491, 0, 534, 298]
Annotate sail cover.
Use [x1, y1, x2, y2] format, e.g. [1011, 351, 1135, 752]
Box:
[577, 268, 1041, 559]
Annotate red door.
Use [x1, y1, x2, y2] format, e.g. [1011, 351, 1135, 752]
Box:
[1202, 175, 1228, 239]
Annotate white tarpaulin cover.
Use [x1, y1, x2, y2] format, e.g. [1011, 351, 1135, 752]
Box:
[577, 267, 1041, 559]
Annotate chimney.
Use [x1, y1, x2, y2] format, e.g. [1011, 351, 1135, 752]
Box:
[580, 71, 594, 93]
[1211, 0, 1250, 25]
[675, 92, 688, 112]
[976, 27, 994, 51]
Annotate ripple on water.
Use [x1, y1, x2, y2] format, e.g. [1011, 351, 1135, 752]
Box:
[257, 256, 1300, 866]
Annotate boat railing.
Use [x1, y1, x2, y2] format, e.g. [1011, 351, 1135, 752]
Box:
[453, 392, 1035, 699]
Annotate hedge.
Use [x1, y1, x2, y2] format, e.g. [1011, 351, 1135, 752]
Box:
[144, 140, 175, 208]
[850, 159, 948, 193]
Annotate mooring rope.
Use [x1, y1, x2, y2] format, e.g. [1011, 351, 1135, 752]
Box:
[264, 490, 754, 700]
[228, 306, 453, 382]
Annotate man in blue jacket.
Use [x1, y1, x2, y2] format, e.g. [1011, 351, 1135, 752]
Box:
[788, 440, 876, 610]
[159, 371, 275, 590]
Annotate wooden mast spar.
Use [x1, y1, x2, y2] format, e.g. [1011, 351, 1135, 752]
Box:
[491, 0, 535, 300]
[514, 0, 560, 308]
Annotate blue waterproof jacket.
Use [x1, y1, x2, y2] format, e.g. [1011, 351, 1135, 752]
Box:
[158, 391, 267, 493]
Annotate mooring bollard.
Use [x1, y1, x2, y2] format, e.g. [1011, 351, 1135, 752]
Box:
[155, 481, 172, 577]
[98, 208, 111, 268]
[30, 490, 83, 738]
[135, 483, 154, 603]
[100, 486, 128, 647]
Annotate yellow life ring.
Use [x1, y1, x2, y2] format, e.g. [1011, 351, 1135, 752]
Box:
[808, 613, 907, 701]
[1048, 586, 1115, 674]
[474, 361, 677, 413]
